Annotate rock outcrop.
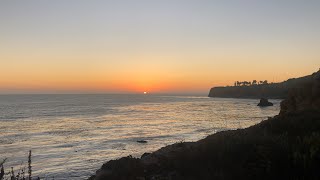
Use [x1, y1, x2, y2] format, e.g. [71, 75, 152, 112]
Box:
[280, 70, 320, 115]
[89, 70, 320, 180]
[257, 98, 273, 107]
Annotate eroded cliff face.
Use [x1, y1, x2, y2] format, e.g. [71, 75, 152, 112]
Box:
[280, 71, 320, 115]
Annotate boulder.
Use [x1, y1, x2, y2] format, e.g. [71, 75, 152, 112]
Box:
[257, 98, 273, 107]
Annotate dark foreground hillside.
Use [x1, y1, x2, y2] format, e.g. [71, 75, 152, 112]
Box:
[89, 71, 320, 180]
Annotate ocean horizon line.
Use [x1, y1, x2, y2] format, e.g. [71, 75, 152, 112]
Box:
[0, 92, 208, 96]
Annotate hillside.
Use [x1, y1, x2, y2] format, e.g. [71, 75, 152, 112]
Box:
[88, 71, 320, 180]
[208, 72, 316, 99]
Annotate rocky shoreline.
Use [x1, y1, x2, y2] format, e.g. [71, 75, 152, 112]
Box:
[89, 71, 320, 180]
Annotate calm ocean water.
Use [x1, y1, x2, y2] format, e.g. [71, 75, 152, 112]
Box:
[0, 94, 281, 179]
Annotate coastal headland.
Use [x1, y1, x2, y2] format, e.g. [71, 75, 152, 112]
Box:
[208, 72, 316, 99]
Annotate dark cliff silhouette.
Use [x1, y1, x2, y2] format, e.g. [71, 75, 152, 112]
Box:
[208, 72, 316, 98]
[89, 70, 320, 180]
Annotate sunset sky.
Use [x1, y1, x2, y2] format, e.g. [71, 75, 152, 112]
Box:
[0, 0, 319, 94]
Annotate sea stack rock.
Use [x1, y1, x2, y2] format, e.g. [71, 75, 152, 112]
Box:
[257, 98, 273, 107]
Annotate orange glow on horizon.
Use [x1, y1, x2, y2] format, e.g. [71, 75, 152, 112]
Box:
[0, 1, 319, 94]
[0, 69, 317, 94]
[0, 53, 318, 94]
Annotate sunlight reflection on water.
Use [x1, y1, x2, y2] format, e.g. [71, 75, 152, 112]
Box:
[0, 94, 281, 179]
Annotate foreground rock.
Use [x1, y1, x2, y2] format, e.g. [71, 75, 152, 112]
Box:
[89, 71, 320, 180]
[257, 98, 273, 106]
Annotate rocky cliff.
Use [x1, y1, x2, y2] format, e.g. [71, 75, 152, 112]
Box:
[89, 71, 320, 180]
[208, 72, 315, 99]
[280, 71, 320, 115]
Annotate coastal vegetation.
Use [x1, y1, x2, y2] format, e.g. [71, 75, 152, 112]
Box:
[0, 151, 38, 180]
[234, 80, 268, 86]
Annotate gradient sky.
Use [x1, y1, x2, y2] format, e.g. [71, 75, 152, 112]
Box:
[0, 0, 319, 94]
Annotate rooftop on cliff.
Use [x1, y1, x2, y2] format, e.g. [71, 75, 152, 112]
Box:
[89, 70, 320, 180]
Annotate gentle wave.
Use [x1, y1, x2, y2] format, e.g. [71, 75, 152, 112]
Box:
[0, 94, 281, 179]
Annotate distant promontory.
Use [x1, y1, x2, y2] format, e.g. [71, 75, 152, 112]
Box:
[208, 72, 316, 99]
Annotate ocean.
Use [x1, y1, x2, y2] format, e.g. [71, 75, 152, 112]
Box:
[0, 94, 281, 179]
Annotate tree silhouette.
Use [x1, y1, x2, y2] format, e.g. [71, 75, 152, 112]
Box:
[252, 80, 257, 85]
[232, 79, 269, 86]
